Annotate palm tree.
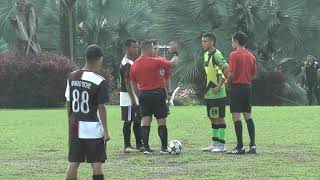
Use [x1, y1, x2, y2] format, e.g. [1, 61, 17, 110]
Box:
[151, 0, 320, 105]
[60, 0, 76, 60]
[75, 0, 152, 83]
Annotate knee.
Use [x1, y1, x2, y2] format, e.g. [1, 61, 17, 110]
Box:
[91, 163, 103, 175]
[124, 121, 132, 126]
[68, 162, 80, 170]
[157, 119, 166, 126]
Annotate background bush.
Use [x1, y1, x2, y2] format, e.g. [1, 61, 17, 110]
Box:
[0, 52, 77, 108]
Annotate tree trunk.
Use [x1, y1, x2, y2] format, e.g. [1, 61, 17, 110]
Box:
[60, 0, 76, 60]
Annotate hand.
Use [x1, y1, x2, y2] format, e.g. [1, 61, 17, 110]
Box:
[213, 86, 221, 93]
[131, 100, 137, 108]
[103, 132, 110, 142]
[171, 55, 179, 65]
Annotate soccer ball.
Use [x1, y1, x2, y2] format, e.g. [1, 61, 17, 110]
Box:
[168, 140, 183, 155]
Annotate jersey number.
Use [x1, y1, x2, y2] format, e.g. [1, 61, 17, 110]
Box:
[72, 89, 90, 113]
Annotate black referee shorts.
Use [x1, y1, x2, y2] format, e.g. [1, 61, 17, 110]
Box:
[68, 137, 106, 163]
[230, 84, 252, 113]
[139, 88, 168, 119]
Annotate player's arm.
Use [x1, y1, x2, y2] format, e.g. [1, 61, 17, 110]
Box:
[215, 53, 229, 92]
[227, 53, 235, 85]
[130, 65, 140, 97]
[65, 79, 72, 147]
[131, 81, 140, 97]
[166, 78, 172, 95]
[252, 57, 258, 79]
[124, 67, 137, 107]
[97, 80, 111, 142]
[98, 104, 110, 142]
[170, 55, 179, 67]
[66, 101, 72, 147]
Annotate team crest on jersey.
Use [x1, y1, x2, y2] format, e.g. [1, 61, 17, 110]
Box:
[160, 68, 165, 76]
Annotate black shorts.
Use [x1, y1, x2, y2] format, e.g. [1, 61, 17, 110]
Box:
[68, 137, 106, 163]
[230, 84, 252, 113]
[206, 98, 226, 118]
[121, 106, 141, 122]
[139, 88, 168, 119]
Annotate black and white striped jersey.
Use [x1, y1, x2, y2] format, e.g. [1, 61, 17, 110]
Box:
[65, 70, 109, 139]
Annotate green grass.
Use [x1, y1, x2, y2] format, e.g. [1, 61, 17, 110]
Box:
[0, 106, 319, 180]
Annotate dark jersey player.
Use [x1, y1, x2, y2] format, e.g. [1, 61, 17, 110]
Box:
[119, 39, 143, 153]
[65, 44, 110, 180]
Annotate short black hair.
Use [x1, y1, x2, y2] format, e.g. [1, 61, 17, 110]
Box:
[202, 32, 216, 46]
[140, 40, 153, 50]
[85, 44, 103, 63]
[125, 38, 137, 48]
[150, 39, 159, 46]
[233, 31, 247, 46]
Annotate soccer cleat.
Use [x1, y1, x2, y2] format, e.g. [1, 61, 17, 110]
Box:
[137, 146, 145, 152]
[247, 145, 257, 154]
[211, 144, 226, 153]
[124, 146, 136, 153]
[143, 147, 154, 155]
[227, 147, 246, 155]
[202, 144, 217, 152]
[160, 148, 169, 155]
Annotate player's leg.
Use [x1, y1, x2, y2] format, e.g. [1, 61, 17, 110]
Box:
[66, 162, 80, 180]
[243, 112, 256, 154]
[141, 116, 152, 154]
[202, 99, 219, 152]
[157, 118, 168, 154]
[91, 163, 104, 180]
[121, 106, 135, 153]
[228, 85, 245, 154]
[86, 138, 106, 180]
[132, 106, 143, 151]
[139, 91, 154, 154]
[211, 98, 227, 152]
[155, 89, 169, 154]
[242, 85, 256, 154]
[67, 137, 85, 179]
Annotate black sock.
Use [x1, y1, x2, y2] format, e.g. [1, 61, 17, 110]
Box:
[93, 175, 104, 180]
[141, 126, 150, 149]
[234, 121, 243, 149]
[158, 125, 168, 149]
[133, 122, 143, 147]
[246, 119, 256, 147]
[123, 122, 132, 148]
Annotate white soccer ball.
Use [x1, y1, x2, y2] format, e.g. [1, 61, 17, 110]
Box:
[168, 140, 183, 155]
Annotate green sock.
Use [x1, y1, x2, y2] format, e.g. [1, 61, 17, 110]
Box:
[218, 124, 226, 144]
[212, 124, 219, 145]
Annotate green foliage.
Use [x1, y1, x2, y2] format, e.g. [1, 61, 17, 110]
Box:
[1, 0, 319, 104]
[151, 0, 320, 104]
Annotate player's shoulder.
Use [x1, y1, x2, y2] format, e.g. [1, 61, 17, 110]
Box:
[214, 49, 224, 58]
[229, 50, 238, 58]
[68, 69, 83, 79]
[81, 71, 106, 86]
[246, 49, 256, 61]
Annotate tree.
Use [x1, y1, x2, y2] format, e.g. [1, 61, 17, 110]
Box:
[0, 0, 41, 55]
[60, 0, 76, 60]
[151, 0, 320, 105]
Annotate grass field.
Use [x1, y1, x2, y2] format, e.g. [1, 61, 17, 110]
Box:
[0, 106, 319, 180]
